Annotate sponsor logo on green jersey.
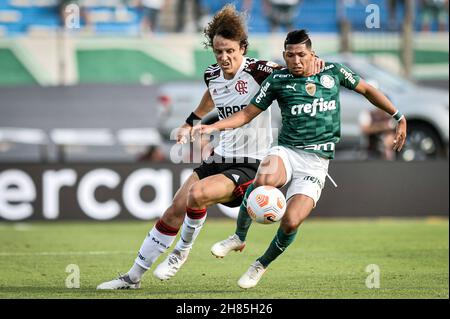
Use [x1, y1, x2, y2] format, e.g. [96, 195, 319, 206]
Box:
[291, 98, 337, 116]
[339, 67, 356, 85]
[255, 81, 271, 103]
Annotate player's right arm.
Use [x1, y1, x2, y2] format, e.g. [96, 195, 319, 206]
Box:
[177, 89, 215, 144]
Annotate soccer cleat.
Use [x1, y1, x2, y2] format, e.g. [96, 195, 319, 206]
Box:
[96, 273, 141, 290]
[153, 249, 190, 280]
[237, 260, 267, 289]
[210, 234, 246, 258]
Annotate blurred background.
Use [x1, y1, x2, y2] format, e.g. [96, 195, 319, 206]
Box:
[0, 0, 448, 221]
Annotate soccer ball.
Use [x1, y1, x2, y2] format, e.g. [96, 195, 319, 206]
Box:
[247, 186, 287, 224]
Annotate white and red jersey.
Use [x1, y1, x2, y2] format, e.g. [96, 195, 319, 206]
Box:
[204, 57, 281, 160]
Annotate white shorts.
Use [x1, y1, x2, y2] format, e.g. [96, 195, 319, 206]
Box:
[265, 146, 329, 207]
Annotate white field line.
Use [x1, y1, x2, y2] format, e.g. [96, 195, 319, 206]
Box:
[0, 251, 135, 257]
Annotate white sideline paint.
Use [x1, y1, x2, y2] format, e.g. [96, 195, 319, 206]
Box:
[0, 223, 33, 231]
[0, 251, 135, 257]
[13, 223, 33, 231]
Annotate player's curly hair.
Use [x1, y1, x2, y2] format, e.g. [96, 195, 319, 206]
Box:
[203, 4, 249, 55]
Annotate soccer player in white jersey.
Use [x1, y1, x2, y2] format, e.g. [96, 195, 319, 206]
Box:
[97, 6, 323, 290]
[197, 29, 407, 289]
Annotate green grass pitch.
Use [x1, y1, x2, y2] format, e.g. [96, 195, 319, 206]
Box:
[0, 218, 448, 299]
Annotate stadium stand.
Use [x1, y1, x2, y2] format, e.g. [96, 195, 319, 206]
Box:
[116, 128, 162, 148]
[50, 128, 115, 161]
[0, 0, 445, 36]
[117, 128, 164, 160]
[0, 0, 60, 35]
[0, 0, 142, 35]
[0, 127, 48, 161]
[0, 125, 165, 162]
[81, 0, 141, 35]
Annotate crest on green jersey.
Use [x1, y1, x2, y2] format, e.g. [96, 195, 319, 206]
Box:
[320, 75, 335, 89]
[306, 82, 316, 96]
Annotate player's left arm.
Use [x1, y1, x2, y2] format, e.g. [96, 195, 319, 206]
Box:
[354, 79, 407, 152]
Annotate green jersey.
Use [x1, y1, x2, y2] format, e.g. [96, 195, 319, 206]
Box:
[251, 62, 361, 159]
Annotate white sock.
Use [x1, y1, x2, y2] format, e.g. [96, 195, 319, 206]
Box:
[127, 263, 146, 283]
[129, 224, 177, 281]
[175, 214, 207, 252]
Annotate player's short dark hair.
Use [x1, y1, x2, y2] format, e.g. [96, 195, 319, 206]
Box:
[203, 4, 249, 54]
[284, 29, 312, 50]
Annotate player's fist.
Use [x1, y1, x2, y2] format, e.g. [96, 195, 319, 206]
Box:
[176, 123, 192, 144]
[200, 125, 219, 135]
[190, 124, 218, 141]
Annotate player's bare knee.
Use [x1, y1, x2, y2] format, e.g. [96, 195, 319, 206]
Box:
[259, 156, 284, 175]
[280, 218, 301, 234]
[188, 183, 207, 207]
[255, 174, 283, 188]
[281, 223, 300, 234]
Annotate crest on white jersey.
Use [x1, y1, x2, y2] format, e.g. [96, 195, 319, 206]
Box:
[235, 80, 248, 95]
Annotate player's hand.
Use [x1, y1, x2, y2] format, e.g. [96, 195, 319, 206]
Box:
[190, 124, 218, 141]
[313, 56, 325, 74]
[393, 116, 407, 152]
[201, 124, 219, 135]
[190, 124, 202, 141]
[176, 123, 192, 144]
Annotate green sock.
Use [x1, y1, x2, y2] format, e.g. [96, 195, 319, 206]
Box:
[235, 183, 256, 242]
[257, 227, 298, 268]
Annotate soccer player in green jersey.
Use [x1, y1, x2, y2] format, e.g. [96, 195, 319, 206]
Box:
[193, 29, 407, 289]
